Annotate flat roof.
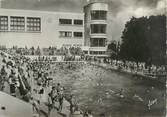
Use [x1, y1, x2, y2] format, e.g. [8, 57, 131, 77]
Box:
[0, 8, 84, 15]
[84, 1, 107, 7]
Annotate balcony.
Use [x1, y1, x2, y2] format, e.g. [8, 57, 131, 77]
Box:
[89, 46, 107, 51]
[90, 33, 107, 38]
[90, 20, 107, 24]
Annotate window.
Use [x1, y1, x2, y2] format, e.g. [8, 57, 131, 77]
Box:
[99, 51, 105, 55]
[90, 51, 105, 55]
[73, 32, 83, 37]
[90, 51, 98, 55]
[0, 16, 8, 31]
[59, 31, 72, 37]
[84, 51, 88, 54]
[59, 19, 72, 25]
[91, 24, 106, 34]
[93, 51, 98, 55]
[74, 19, 83, 25]
[90, 38, 106, 47]
[91, 10, 107, 20]
[10, 16, 25, 31]
[27, 17, 41, 32]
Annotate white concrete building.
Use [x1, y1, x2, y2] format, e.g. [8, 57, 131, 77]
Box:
[0, 9, 84, 48]
[0, 1, 111, 57]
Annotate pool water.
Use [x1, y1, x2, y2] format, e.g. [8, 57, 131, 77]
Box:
[50, 63, 166, 117]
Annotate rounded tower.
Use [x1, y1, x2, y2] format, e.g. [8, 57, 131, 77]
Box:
[83, 1, 108, 57]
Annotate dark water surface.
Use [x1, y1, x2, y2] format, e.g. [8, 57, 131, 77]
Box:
[50, 63, 166, 117]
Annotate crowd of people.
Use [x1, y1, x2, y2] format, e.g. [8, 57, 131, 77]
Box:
[0, 52, 31, 100]
[1, 46, 83, 56]
[30, 57, 96, 117]
[3, 45, 166, 77]
[0, 50, 96, 117]
[110, 60, 166, 75]
[90, 58, 166, 79]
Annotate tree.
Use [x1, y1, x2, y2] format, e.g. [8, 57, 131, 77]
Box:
[120, 15, 166, 65]
[146, 15, 166, 65]
[107, 41, 117, 59]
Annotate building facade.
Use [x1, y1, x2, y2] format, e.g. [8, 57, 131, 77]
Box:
[0, 1, 110, 57]
[0, 9, 84, 48]
[83, 2, 108, 57]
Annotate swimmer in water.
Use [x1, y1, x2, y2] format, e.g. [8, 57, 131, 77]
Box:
[115, 88, 124, 98]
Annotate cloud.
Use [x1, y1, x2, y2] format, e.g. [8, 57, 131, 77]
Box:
[3, 0, 85, 12]
[107, 0, 164, 16]
[3, 0, 165, 15]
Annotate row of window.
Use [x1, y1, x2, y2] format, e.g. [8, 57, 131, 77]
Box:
[59, 31, 83, 38]
[0, 16, 8, 30]
[83, 51, 106, 55]
[0, 16, 41, 32]
[90, 51, 106, 55]
[59, 19, 83, 25]
[91, 11, 107, 20]
[27, 17, 41, 31]
[10, 16, 25, 31]
[90, 38, 106, 47]
[91, 24, 106, 34]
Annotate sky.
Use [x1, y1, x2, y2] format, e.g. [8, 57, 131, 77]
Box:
[1, 0, 166, 41]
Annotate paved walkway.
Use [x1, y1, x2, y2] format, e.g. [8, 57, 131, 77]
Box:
[0, 91, 33, 117]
